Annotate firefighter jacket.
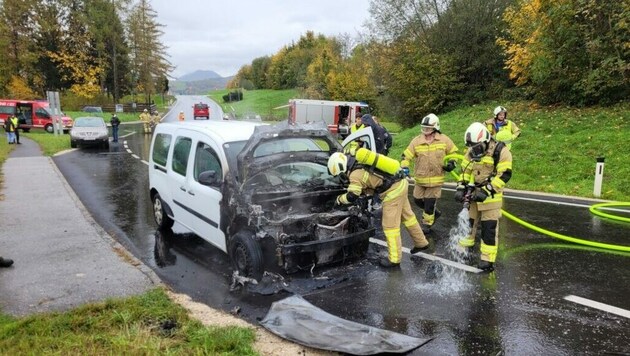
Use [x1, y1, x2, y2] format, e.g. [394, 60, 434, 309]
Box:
[401, 133, 458, 187]
[139, 112, 151, 123]
[336, 167, 405, 205]
[461, 140, 512, 211]
[484, 118, 520, 147]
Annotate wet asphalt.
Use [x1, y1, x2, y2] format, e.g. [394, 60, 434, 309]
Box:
[52, 115, 630, 355]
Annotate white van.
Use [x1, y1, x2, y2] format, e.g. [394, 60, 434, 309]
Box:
[148, 121, 377, 280]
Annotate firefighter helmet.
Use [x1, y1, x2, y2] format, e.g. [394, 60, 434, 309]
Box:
[464, 122, 491, 146]
[421, 113, 440, 132]
[327, 152, 348, 177]
[493, 106, 507, 119]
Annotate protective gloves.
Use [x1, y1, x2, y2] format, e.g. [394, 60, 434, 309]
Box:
[454, 184, 468, 202]
[472, 184, 495, 202]
[442, 160, 456, 172]
[402, 167, 410, 177]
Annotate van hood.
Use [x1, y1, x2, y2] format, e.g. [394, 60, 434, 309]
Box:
[237, 122, 342, 182]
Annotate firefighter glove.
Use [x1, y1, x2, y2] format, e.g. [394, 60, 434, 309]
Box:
[472, 188, 489, 202]
[454, 184, 467, 202]
[442, 160, 456, 172]
[402, 167, 410, 177]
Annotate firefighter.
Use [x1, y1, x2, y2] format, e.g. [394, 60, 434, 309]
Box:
[139, 108, 152, 133]
[327, 152, 430, 268]
[178, 111, 185, 121]
[454, 122, 512, 272]
[360, 114, 392, 156]
[401, 114, 458, 230]
[484, 106, 521, 150]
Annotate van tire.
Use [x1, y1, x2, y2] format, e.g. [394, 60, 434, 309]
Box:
[152, 193, 174, 229]
[70, 141, 77, 148]
[45, 124, 53, 133]
[229, 232, 263, 281]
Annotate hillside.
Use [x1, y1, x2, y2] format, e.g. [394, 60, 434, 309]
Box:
[170, 76, 233, 95]
[388, 102, 629, 201]
[177, 70, 222, 81]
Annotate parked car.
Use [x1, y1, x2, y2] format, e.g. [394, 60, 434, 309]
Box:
[148, 121, 376, 280]
[82, 106, 103, 113]
[70, 117, 109, 149]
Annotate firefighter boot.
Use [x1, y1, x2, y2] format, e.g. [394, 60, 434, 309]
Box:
[478, 260, 494, 272]
[0, 257, 14, 268]
[379, 257, 400, 268]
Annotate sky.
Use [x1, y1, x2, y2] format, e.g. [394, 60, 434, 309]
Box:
[151, 0, 372, 79]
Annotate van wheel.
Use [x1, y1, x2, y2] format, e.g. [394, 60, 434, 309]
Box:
[45, 124, 53, 133]
[152, 193, 174, 229]
[229, 232, 263, 281]
[70, 141, 77, 148]
[22, 128, 30, 133]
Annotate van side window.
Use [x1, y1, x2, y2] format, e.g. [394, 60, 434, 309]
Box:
[194, 143, 222, 183]
[172, 137, 192, 176]
[152, 133, 172, 166]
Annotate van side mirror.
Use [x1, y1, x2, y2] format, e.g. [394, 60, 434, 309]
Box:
[198, 170, 220, 187]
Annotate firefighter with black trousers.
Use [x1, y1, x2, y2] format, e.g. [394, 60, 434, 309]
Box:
[455, 122, 512, 272]
[327, 150, 430, 268]
[360, 114, 392, 156]
[400, 114, 458, 230]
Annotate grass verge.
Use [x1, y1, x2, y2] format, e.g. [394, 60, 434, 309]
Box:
[388, 101, 630, 201]
[208, 89, 298, 121]
[0, 288, 257, 355]
[22, 131, 71, 156]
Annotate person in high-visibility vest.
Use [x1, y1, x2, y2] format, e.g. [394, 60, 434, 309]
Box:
[484, 106, 520, 150]
[328, 152, 430, 268]
[454, 122, 513, 272]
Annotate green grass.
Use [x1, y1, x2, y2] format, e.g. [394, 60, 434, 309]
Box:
[22, 131, 71, 156]
[0, 138, 16, 191]
[0, 288, 257, 355]
[208, 89, 298, 121]
[388, 101, 630, 201]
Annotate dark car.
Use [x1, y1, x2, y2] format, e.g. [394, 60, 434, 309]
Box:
[70, 117, 109, 149]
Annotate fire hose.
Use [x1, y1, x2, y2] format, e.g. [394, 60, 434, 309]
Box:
[442, 153, 630, 252]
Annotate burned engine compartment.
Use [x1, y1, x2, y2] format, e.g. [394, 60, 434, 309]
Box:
[240, 175, 374, 274]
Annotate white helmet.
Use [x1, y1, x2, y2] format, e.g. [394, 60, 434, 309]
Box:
[421, 113, 440, 132]
[493, 106, 507, 118]
[327, 152, 348, 177]
[464, 122, 491, 145]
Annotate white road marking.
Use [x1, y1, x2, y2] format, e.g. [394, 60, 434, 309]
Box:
[369, 237, 483, 273]
[442, 187, 606, 209]
[564, 295, 630, 319]
[141, 160, 148, 166]
[131, 154, 140, 159]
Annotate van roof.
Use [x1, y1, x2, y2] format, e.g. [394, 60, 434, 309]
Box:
[159, 120, 266, 143]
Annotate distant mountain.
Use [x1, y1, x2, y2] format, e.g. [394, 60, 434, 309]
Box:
[177, 70, 222, 82]
[170, 76, 234, 95]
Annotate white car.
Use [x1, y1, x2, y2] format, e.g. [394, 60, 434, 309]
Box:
[70, 116, 109, 149]
[148, 121, 377, 280]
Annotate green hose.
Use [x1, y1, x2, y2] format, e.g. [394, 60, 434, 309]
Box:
[443, 153, 630, 252]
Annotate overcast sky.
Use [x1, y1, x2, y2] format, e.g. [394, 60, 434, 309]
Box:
[151, 0, 372, 79]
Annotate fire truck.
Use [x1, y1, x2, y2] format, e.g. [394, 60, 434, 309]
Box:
[0, 99, 73, 133]
[287, 99, 369, 138]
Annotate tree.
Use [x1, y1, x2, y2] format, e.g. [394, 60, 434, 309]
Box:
[127, 0, 173, 103]
[498, 0, 630, 104]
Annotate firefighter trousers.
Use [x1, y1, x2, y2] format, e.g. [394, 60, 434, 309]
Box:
[458, 202, 500, 263]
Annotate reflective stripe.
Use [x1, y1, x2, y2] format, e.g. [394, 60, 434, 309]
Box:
[491, 177, 506, 189]
[479, 193, 503, 205]
[403, 148, 414, 160]
[403, 215, 419, 227]
[414, 143, 447, 153]
[361, 171, 370, 184]
[497, 161, 512, 171]
[480, 242, 498, 262]
[422, 212, 434, 226]
[415, 176, 445, 185]
[382, 179, 407, 202]
[338, 194, 350, 204]
[348, 183, 362, 196]
[384, 228, 401, 263]
[459, 236, 475, 247]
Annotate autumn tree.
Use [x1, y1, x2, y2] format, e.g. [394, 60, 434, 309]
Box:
[498, 0, 629, 104]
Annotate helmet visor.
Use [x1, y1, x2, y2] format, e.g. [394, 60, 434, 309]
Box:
[467, 142, 486, 160]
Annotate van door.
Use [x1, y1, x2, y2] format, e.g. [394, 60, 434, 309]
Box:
[186, 133, 226, 252]
[169, 132, 195, 231]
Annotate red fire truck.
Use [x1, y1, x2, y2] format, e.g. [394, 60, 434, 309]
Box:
[287, 99, 369, 138]
[0, 99, 73, 133]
